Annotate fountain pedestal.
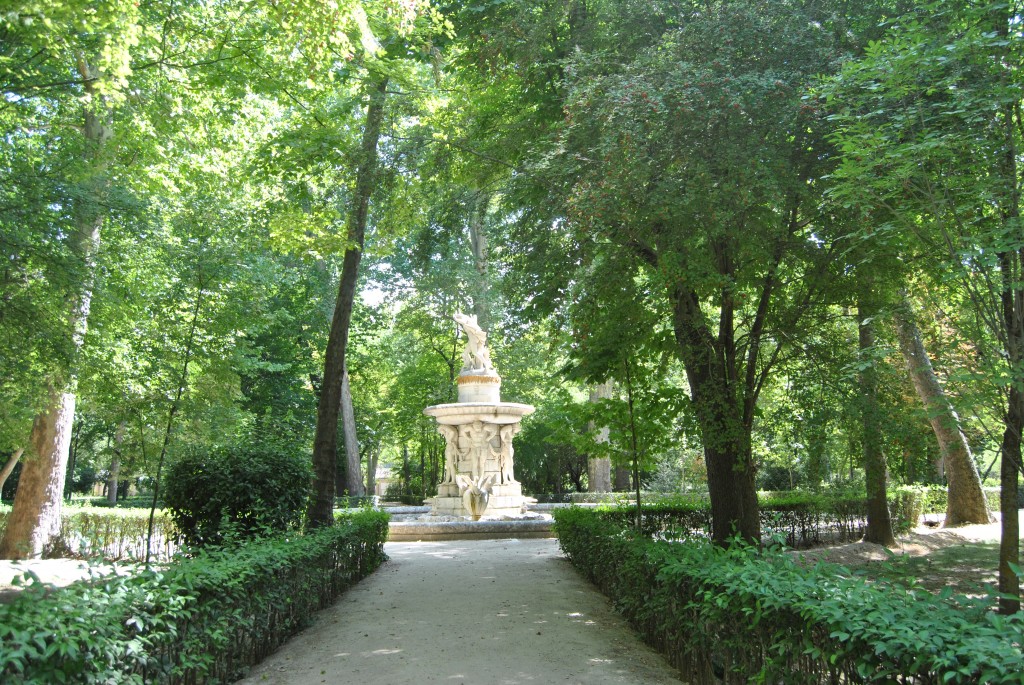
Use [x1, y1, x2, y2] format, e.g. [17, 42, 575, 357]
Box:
[423, 315, 534, 519]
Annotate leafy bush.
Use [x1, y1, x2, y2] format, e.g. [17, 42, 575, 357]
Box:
[163, 444, 311, 547]
[554, 507, 1024, 683]
[0, 509, 389, 684]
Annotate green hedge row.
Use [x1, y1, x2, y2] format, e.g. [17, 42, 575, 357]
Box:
[0, 507, 179, 563]
[596, 487, 940, 548]
[0, 509, 389, 684]
[553, 507, 1023, 684]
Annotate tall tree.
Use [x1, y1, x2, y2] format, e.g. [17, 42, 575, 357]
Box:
[514, 1, 841, 543]
[0, 44, 118, 558]
[857, 275, 895, 546]
[308, 75, 390, 527]
[822, 0, 1023, 612]
[893, 293, 989, 525]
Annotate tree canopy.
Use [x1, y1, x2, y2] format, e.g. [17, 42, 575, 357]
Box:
[0, 0, 1020, 609]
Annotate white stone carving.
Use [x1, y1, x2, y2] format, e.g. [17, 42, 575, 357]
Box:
[437, 424, 459, 484]
[457, 473, 495, 520]
[453, 312, 494, 372]
[495, 424, 521, 484]
[424, 311, 534, 519]
[461, 420, 498, 481]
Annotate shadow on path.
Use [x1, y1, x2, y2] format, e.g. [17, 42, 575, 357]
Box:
[236, 538, 682, 685]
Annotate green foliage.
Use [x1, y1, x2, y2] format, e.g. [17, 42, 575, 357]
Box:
[591, 489, 925, 548]
[0, 506, 178, 562]
[0, 509, 388, 684]
[54, 507, 177, 562]
[554, 507, 1024, 683]
[163, 443, 311, 547]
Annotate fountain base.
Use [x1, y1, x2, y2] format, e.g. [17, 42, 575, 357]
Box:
[428, 482, 528, 518]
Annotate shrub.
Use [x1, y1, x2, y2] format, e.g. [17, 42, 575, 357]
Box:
[163, 444, 311, 547]
[0, 509, 389, 684]
[554, 507, 1024, 683]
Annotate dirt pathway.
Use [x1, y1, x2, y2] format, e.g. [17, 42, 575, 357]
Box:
[236, 538, 682, 685]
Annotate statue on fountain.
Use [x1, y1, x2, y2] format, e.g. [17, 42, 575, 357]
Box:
[453, 313, 494, 372]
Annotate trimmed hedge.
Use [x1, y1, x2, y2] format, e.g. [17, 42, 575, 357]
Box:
[596, 489, 927, 548]
[0, 507, 179, 563]
[0, 509, 389, 684]
[554, 507, 1024, 684]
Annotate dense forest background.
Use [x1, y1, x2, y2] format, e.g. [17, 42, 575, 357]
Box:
[1, 0, 1021, 599]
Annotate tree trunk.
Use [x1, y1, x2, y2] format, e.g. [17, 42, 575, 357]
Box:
[340, 362, 363, 497]
[858, 288, 895, 546]
[998, 385, 1022, 615]
[992, 15, 1022, 609]
[366, 444, 380, 496]
[65, 421, 80, 500]
[893, 295, 989, 525]
[468, 191, 490, 329]
[687, 369, 760, 545]
[0, 448, 25, 500]
[586, 381, 612, 492]
[0, 391, 76, 558]
[107, 422, 125, 506]
[997, 249, 1023, 614]
[0, 57, 110, 559]
[670, 287, 760, 545]
[308, 76, 388, 528]
[613, 465, 631, 492]
[700, 414, 759, 545]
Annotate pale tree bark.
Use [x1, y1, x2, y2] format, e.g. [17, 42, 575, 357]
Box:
[858, 283, 895, 546]
[892, 295, 990, 525]
[0, 57, 111, 559]
[586, 381, 612, 492]
[106, 422, 125, 506]
[613, 464, 632, 492]
[340, 362, 363, 497]
[0, 448, 25, 498]
[0, 395, 76, 558]
[365, 442, 381, 496]
[308, 76, 388, 527]
[468, 191, 490, 328]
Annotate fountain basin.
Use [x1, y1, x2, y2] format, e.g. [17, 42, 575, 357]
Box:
[388, 518, 554, 541]
[423, 402, 535, 425]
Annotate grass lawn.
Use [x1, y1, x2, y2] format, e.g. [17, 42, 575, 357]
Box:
[795, 512, 1021, 605]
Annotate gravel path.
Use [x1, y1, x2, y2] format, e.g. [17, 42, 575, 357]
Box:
[236, 538, 683, 685]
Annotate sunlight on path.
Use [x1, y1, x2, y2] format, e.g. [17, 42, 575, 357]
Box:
[236, 538, 682, 685]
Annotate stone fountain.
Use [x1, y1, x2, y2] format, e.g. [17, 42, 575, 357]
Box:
[423, 313, 534, 519]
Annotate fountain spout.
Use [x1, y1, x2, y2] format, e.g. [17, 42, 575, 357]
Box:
[457, 474, 495, 520]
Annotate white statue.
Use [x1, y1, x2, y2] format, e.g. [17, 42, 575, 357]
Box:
[437, 424, 460, 484]
[494, 424, 521, 484]
[453, 312, 494, 372]
[462, 420, 498, 480]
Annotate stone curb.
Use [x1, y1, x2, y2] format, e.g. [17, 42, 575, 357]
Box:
[387, 519, 555, 541]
